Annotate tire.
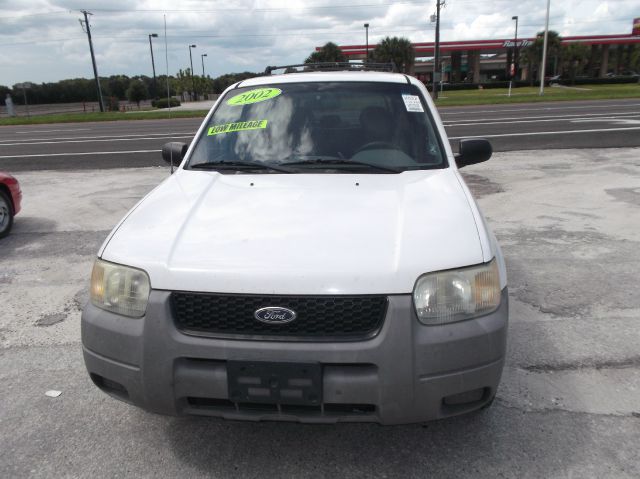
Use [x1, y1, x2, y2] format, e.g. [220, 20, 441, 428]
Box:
[0, 189, 14, 238]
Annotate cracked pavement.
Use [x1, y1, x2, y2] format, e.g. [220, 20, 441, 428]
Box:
[1, 149, 639, 477]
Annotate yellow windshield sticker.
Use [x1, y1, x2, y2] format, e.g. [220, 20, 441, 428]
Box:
[207, 119, 268, 136]
[227, 88, 282, 106]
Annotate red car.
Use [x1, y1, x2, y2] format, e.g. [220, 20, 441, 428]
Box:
[0, 171, 21, 238]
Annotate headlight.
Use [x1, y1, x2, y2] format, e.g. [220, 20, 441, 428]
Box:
[90, 259, 150, 318]
[413, 258, 501, 325]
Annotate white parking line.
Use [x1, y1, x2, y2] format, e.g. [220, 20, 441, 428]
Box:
[440, 102, 640, 115]
[443, 111, 640, 126]
[571, 118, 640, 125]
[15, 128, 92, 134]
[448, 126, 640, 139]
[0, 135, 192, 146]
[0, 149, 161, 159]
[0, 132, 194, 145]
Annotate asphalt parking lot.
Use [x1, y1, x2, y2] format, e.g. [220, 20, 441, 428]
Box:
[1, 147, 640, 477]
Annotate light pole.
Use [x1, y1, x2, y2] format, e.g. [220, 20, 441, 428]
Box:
[148, 33, 158, 98]
[201, 53, 207, 77]
[364, 23, 369, 63]
[188, 44, 196, 100]
[512, 16, 518, 80]
[201, 53, 208, 100]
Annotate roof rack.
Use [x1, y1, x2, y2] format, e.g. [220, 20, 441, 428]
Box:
[264, 62, 398, 75]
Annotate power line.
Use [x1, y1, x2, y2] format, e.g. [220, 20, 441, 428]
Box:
[0, 28, 435, 48]
[0, 37, 86, 47]
[0, 20, 633, 49]
[87, 1, 428, 14]
[0, 1, 430, 19]
[0, 11, 71, 20]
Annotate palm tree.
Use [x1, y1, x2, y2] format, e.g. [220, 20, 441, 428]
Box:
[372, 37, 415, 73]
[304, 42, 347, 64]
[521, 30, 562, 85]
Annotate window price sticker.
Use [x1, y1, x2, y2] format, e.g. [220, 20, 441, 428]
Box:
[402, 94, 424, 112]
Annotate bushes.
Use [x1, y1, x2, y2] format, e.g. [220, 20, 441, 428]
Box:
[570, 76, 639, 85]
[423, 77, 639, 91]
[151, 98, 181, 108]
[425, 81, 529, 92]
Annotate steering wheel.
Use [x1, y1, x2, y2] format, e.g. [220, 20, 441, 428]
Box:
[354, 141, 400, 154]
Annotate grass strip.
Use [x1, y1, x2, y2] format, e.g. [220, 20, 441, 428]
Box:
[435, 84, 640, 107]
[0, 109, 207, 126]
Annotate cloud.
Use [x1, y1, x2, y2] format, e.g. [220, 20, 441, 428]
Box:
[0, 0, 635, 85]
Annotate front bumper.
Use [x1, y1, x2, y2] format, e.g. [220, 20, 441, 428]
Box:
[7, 179, 21, 215]
[81, 289, 508, 425]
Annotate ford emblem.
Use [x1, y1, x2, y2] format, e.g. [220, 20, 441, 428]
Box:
[254, 306, 297, 324]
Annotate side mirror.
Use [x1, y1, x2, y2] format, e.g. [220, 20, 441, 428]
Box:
[454, 138, 492, 168]
[161, 142, 188, 166]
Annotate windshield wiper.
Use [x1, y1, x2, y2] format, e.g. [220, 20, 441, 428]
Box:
[281, 158, 401, 173]
[190, 160, 293, 173]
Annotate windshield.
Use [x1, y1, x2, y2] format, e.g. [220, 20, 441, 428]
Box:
[187, 81, 446, 173]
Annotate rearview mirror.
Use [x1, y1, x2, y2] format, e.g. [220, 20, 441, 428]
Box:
[454, 138, 492, 168]
[162, 142, 188, 166]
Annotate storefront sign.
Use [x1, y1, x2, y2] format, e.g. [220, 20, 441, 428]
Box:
[502, 39, 532, 48]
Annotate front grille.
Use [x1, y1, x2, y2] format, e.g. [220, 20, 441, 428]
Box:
[186, 397, 376, 417]
[171, 292, 388, 340]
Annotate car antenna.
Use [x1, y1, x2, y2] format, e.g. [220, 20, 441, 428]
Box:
[163, 14, 174, 174]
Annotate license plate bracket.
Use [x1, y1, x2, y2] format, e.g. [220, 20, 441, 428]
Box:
[227, 360, 322, 406]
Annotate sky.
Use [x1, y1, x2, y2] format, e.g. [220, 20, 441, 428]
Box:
[0, 0, 638, 86]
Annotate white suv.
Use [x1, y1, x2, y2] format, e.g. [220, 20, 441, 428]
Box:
[82, 67, 508, 425]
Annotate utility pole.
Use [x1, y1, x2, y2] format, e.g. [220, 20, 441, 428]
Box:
[79, 10, 105, 112]
[148, 33, 158, 98]
[539, 0, 551, 96]
[431, 0, 445, 100]
[18, 82, 32, 118]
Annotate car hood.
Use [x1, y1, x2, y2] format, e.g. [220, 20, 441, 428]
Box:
[100, 169, 485, 295]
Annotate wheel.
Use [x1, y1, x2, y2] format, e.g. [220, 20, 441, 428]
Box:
[0, 189, 14, 238]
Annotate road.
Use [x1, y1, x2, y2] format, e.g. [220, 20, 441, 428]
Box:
[442, 97, 640, 150]
[1, 98, 639, 171]
[1, 148, 639, 477]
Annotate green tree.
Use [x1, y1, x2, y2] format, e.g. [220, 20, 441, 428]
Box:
[126, 80, 148, 108]
[0, 85, 11, 104]
[170, 69, 192, 98]
[210, 72, 259, 94]
[521, 30, 562, 85]
[156, 75, 177, 97]
[560, 43, 590, 84]
[107, 75, 130, 99]
[305, 42, 347, 63]
[629, 45, 640, 72]
[372, 36, 415, 73]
